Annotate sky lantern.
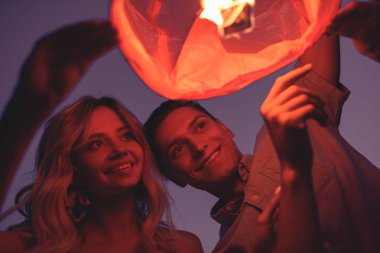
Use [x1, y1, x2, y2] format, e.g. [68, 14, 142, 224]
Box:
[111, 0, 341, 99]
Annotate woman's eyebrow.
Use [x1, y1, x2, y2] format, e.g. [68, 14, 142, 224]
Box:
[88, 133, 104, 139]
[88, 125, 129, 139]
[117, 125, 130, 132]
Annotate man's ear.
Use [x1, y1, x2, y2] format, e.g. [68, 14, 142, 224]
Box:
[215, 118, 235, 138]
[162, 167, 187, 188]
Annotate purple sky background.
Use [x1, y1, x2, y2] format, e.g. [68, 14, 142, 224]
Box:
[0, 1, 379, 252]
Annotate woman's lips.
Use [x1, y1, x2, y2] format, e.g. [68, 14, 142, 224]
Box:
[105, 162, 134, 174]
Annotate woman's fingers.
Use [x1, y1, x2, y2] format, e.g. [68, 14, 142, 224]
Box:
[44, 20, 118, 63]
[44, 20, 117, 44]
[18, 20, 119, 103]
[75, 21, 119, 61]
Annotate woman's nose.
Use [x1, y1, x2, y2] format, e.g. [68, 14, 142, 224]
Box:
[108, 141, 128, 160]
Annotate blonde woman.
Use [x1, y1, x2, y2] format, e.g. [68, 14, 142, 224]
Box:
[0, 21, 203, 253]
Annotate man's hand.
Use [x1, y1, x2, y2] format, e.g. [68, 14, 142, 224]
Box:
[260, 64, 327, 173]
[260, 65, 324, 253]
[327, 1, 380, 63]
[251, 187, 281, 253]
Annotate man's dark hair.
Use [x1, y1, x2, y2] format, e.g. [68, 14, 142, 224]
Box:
[144, 100, 216, 186]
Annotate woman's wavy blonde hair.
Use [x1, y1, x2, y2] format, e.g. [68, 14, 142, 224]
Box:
[11, 96, 171, 252]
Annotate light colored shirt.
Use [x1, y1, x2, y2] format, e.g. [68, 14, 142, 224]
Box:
[211, 70, 380, 253]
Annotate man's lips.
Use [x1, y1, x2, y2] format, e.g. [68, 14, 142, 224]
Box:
[197, 147, 221, 171]
[104, 161, 135, 174]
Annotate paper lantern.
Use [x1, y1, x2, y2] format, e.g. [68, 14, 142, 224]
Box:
[111, 0, 341, 99]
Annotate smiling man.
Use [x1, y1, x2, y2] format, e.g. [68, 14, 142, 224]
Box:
[144, 32, 380, 253]
[153, 105, 242, 197]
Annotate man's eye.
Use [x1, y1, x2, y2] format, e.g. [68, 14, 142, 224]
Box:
[197, 120, 207, 130]
[172, 145, 184, 158]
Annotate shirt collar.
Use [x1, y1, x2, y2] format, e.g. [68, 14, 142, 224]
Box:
[210, 155, 253, 226]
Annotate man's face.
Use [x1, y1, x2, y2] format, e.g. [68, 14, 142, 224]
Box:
[154, 106, 242, 193]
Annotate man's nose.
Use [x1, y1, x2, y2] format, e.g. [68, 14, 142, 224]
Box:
[192, 141, 208, 160]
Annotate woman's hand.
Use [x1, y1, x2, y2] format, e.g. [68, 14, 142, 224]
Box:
[18, 19, 118, 102]
[0, 20, 118, 208]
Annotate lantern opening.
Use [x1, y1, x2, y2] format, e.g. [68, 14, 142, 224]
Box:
[200, 0, 256, 38]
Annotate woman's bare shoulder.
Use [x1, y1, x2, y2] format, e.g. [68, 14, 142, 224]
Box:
[165, 229, 203, 253]
[0, 231, 27, 253]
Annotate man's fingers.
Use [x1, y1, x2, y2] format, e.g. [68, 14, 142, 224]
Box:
[327, 2, 379, 38]
[258, 186, 281, 223]
[282, 104, 328, 128]
[265, 96, 328, 129]
[261, 85, 326, 127]
[280, 64, 313, 87]
[333, 2, 362, 22]
[267, 64, 312, 100]
[281, 93, 326, 118]
[328, 17, 360, 38]
[273, 86, 324, 110]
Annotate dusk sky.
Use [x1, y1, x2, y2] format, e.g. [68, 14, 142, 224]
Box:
[0, 1, 379, 252]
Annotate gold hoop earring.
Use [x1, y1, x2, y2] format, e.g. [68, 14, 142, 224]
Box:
[66, 185, 91, 223]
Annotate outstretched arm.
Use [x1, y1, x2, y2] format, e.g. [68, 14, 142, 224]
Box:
[0, 20, 118, 209]
[297, 2, 341, 86]
[327, 1, 380, 63]
[260, 64, 325, 253]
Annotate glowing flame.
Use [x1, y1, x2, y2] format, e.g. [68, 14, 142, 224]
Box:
[200, 0, 255, 38]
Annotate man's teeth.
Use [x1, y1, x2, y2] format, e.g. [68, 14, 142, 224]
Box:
[109, 163, 132, 173]
[201, 150, 220, 170]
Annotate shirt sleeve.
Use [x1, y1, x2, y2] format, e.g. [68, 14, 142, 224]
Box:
[294, 68, 350, 127]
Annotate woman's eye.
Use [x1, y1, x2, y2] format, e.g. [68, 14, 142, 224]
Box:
[122, 132, 135, 141]
[87, 140, 103, 151]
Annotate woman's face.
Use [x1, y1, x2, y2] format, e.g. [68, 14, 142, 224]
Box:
[72, 106, 144, 200]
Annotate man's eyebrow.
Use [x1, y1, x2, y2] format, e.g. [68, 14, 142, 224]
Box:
[165, 114, 206, 155]
[189, 114, 206, 128]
